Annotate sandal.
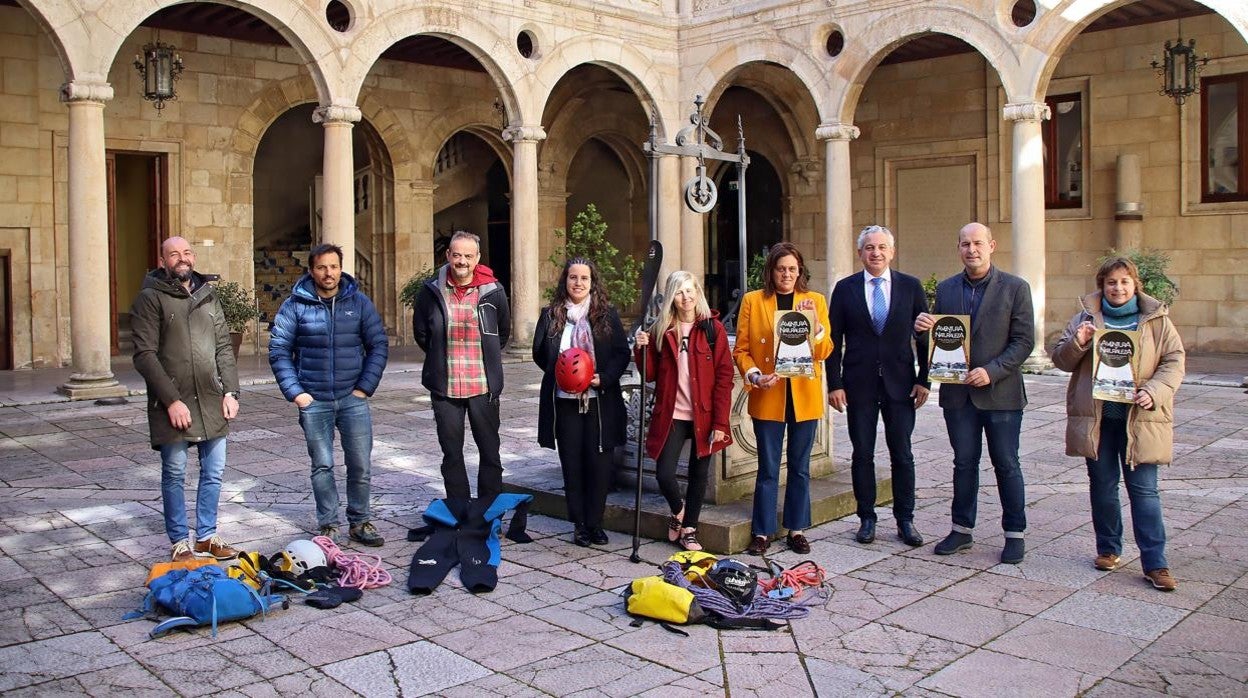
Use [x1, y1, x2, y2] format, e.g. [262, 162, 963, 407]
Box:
[679, 527, 702, 551]
[667, 501, 684, 542]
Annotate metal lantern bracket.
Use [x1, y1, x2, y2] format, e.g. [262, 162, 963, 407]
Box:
[644, 95, 749, 328]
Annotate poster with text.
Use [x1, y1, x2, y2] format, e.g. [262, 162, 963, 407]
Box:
[773, 310, 815, 377]
[1092, 329, 1140, 404]
[928, 314, 971, 384]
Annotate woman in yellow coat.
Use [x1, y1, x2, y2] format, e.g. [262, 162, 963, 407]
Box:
[733, 242, 833, 555]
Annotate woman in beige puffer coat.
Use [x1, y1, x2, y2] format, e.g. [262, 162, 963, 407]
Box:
[1051, 257, 1184, 592]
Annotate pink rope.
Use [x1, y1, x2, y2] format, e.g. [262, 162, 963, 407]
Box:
[312, 536, 392, 590]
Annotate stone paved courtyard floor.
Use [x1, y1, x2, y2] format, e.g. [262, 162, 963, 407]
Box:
[0, 358, 1245, 696]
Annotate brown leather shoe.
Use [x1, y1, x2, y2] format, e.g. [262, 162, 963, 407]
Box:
[1095, 553, 1121, 571]
[193, 535, 239, 560]
[1145, 568, 1177, 591]
[746, 535, 769, 556]
[171, 540, 194, 562]
[786, 532, 812, 555]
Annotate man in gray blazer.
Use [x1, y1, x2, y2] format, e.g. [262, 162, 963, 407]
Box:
[914, 222, 1035, 564]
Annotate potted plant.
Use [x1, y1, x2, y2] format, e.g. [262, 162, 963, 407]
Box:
[545, 204, 642, 309]
[213, 280, 262, 357]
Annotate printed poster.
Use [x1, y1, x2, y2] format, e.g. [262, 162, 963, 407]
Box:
[928, 314, 971, 384]
[1092, 329, 1140, 404]
[773, 310, 815, 377]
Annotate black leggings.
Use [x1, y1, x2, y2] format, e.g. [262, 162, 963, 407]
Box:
[655, 419, 711, 529]
[554, 397, 611, 529]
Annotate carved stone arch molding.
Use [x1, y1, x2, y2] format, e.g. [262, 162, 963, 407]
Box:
[227, 76, 416, 205]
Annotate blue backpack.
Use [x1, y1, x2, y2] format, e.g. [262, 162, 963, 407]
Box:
[127, 566, 288, 638]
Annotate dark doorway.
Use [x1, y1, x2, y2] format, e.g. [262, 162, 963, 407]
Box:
[107, 151, 167, 355]
[0, 252, 11, 370]
[708, 151, 783, 315]
[486, 159, 511, 292]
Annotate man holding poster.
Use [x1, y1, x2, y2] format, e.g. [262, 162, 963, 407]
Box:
[914, 223, 1034, 564]
[826, 225, 930, 548]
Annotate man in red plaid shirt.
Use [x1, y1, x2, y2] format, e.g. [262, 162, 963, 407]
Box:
[413, 231, 511, 501]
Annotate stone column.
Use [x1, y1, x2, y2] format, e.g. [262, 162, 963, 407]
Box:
[677, 155, 705, 281]
[657, 153, 683, 284]
[313, 105, 360, 274]
[1004, 102, 1052, 369]
[58, 81, 125, 400]
[503, 125, 546, 347]
[816, 122, 859, 289]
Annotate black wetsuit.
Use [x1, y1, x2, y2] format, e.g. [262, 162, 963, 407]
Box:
[406, 493, 533, 594]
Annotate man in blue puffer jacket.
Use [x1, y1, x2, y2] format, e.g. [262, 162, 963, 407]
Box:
[269, 244, 390, 546]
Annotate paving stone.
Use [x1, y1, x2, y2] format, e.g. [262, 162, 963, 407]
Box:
[935, 570, 1074, 615]
[322, 640, 491, 697]
[988, 551, 1109, 589]
[1109, 615, 1248, 697]
[1083, 678, 1171, 697]
[509, 642, 682, 697]
[986, 618, 1145, 676]
[129, 633, 312, 696]
[526, 589, 640, 641]
[1039, 589, 1189, 641]
[604, 622, 721, 675]
[802, 621, 972, 693]
[435, 614, 592, 672]
[0, 631, 130, 692]
[213, 668, 353, 697]
[723, 650, 814, 697]
[918, 649, 1097, 697]
[0, 600, 93, 647]
[434, 672, 547, 697]
[244, 608, 419, 666]
[1200, 585, 1248, 622]
[849, 554, 977, 594]
[2, 661, 170, 697]
[883, 595, 1028, 645]
[821, 574, 926, 621]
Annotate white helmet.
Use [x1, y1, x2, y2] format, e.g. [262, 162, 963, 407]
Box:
[281, 539, 327, 574]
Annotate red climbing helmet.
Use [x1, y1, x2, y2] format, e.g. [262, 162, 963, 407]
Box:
[555, 347, 595, 394]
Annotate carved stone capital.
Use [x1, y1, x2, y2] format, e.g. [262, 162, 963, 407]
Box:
[502, 125, 547, 143]
[59, 81, 114, 104]
[815, 122, 859, 141]
[1003, 102, 1051, 123]
[312, 105, 362, 124]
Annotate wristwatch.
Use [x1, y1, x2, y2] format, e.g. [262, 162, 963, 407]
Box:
[225, 391, 239, 400]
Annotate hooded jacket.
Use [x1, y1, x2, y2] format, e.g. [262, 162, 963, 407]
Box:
[412, 264, 511, 399]
[633, 313, 735, 460]
[130, 269, 239, 448]
[1050, 291, 1185, 466]
[268, 271, 389, 402]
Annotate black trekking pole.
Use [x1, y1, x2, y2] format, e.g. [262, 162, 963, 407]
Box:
[630, 241, 662, 563]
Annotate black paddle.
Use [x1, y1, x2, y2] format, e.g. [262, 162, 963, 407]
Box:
[630, 240, 663, 563]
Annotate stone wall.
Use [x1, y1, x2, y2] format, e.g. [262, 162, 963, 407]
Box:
[849, 14, 1248, 350]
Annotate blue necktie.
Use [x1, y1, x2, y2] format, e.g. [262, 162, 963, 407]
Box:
[871, 277, 887, 335]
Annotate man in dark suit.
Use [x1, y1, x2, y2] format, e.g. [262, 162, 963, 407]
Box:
[827, 225, 930, 548]
[914, 222, 1035, 564]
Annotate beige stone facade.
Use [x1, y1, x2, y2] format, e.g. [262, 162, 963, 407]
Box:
[0, 0, 1244, 387]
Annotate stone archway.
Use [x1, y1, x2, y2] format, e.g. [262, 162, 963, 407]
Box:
[229, 77, 415, 333]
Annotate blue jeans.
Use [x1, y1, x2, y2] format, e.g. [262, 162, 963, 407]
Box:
[1088, 418, 1168, 571]
[943, 404, 1026, 536]
[159, 437, 227, 543]
[299, 394, 373, 528]
[751, 418, 817, 536]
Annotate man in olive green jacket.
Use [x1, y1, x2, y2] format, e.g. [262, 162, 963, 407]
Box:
[131, 236, 240, 562]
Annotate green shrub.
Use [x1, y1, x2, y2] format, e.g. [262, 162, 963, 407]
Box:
[922, 273, 940, 309]
[545, 204, 642, 307]
[1100, 248, 1179, 306]
[213, 281, 261, 333]
[400, 266, 437, 308]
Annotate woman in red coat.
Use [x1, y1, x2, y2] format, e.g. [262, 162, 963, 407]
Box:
[634, 271, 735, 550]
